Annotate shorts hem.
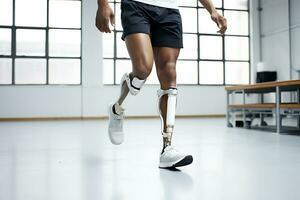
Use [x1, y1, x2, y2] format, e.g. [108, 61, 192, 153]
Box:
[121, 24, 150, 40]
[152, 38, 183, 49]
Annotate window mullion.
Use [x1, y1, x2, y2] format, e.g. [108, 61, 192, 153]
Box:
[222, 0, 225, 85]
[46, 0, 49, 84]
[12, 0, 16, 85]
[108, 0, 249, 86]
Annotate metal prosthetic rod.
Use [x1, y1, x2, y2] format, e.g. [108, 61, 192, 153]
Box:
[157, 88, 178, 148]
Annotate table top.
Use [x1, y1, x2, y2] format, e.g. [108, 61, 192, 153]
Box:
[225, 80, 300, 91]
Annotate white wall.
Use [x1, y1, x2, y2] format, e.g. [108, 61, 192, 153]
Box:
[260, 0, 289, 80]
[260, 0, 300, 80]
[250, 0, 261, 83]
[291, 0, 300, 79]
[0, 0, 260, 118]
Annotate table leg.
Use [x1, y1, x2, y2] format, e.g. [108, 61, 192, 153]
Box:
[243, 90, 246, 128]
[226, 91, 233, 127]
[297, 89, 300, 130]
[276, 86, 281, 133]
[260, 93, 265, 126]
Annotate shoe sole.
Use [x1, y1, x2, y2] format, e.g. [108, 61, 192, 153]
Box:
[159, 155, 193, 168]
[173, 155, 193, 167]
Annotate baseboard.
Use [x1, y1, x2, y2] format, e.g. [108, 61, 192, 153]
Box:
[0, 114, 225, 122]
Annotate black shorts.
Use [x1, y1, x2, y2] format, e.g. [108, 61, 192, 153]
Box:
[121, 0, 183, 48]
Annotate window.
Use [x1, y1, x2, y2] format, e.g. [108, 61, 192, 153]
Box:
[0, 0, 82, 85]
[103, 0, 250, 85]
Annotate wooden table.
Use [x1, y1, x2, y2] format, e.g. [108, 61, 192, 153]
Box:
[225, 80, 300, 133]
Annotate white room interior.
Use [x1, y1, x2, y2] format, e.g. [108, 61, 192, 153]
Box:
[0, 0, 299, 119]
[0, 0, 254, 119]
[0, 0, 300, 200]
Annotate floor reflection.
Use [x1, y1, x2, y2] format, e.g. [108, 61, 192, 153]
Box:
[159, 168, 194, 200]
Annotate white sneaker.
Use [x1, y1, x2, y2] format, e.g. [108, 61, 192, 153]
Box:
[108, 103, 125, 145]
[159, 146, 193, 168]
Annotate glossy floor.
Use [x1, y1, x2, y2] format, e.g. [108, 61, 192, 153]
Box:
[1, 118, 300, 200]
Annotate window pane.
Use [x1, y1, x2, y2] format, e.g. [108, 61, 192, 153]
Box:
[180, 8, 197, 33]
[115, 3, 122, 31]
[212, 0, 222, 8]
[0, 58, 12, 84]
[16, 29, 46, 56]
[116, 60, 131, 84]
[225, 62, 249, 84]
[224, 11, 248, 35]
[117, 32, 129, 58]
[102, 32, 114, 58]
[225, 36, 249, 60]
[15, 0, 47, 27]
[49, 0, 81, 28]
[15, 59, 46, 84]
[0, 0, 12, 25]
[49, 59, 80, 84]
[199, 0, 222, 8]
[103, 59, 114, 84]
[199, 61, 223, 84]
[178, 0, 197, 7]
[176, 61, 197, 84]
[200, 36, 223, 60]
[0, 28, 11, 55]
[103, 0, 250, 86]
[199, 8, 222, 34]
[49, 29, 81, 57]
[224, 0, 248, 10]
[179, 34, 198, 59]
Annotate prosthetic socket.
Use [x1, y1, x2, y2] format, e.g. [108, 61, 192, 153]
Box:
[157, 88, 178, 146]
[121, 73, 146, 96]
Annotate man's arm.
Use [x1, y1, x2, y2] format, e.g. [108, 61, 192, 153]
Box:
[199, 0, 227, 34]
[96, 0, 115, 33]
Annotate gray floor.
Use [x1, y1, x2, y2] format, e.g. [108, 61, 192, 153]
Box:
[1, 118, 300, 200]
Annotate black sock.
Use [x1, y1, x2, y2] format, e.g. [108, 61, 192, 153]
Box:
[161, 143, 170, 154]
[161, 147, 165, 154]
[112, 104, 118, 115]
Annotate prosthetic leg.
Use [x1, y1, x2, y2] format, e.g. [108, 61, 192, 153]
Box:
[121, 73, 146, 96]
[108, 73, 147, 145]
[114, 73, 146, 115]
[157, 88, 178, 151]
[157, 88, 193, 168]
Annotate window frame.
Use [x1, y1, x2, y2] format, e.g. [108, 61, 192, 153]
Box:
[103, 0, 250, 86]
[0, 0, 83, 86]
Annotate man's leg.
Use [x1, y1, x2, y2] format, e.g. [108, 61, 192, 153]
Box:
[154, 47, 193, 168]
[116, 34, 153, 106]
[153, 47, 178, 151]
[108, 33, 153, 145]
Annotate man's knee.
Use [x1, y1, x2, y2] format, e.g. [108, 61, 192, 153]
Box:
[132, 58, 153, 80]
[120, 59, 152, 96]
[157, 61, 177, 83]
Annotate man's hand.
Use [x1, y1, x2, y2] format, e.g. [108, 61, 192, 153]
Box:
[95, 3, 115, 33]
[211, 11, 227, 34]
